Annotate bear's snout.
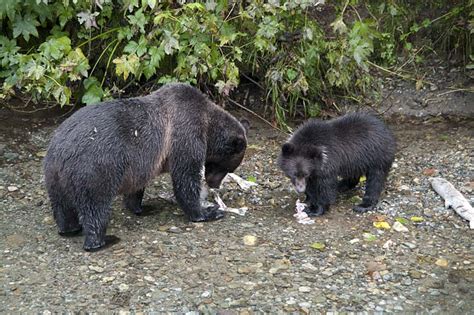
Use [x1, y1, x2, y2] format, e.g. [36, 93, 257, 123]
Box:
[294, 177, 306, 193]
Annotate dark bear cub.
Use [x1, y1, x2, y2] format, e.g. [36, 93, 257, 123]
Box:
[278, 113, 396, 216]
[44, 83, 249, 251]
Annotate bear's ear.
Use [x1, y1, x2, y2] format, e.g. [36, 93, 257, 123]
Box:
[240, 118, 250, 134]
[281, 143, 295, 156]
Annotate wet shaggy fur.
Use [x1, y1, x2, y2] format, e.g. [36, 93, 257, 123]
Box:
[278, 113, 396, 216]
[43, 83, 249, 251]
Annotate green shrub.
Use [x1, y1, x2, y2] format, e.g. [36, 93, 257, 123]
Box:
[0, 0, 472, 127]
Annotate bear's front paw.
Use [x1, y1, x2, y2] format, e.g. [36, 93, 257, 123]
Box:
[353, 203, 375, 213]
[190, 205, 225, 222]
[83, 239, 106, 252]
[58, 226, 82, 237]
[305, 204, 327, 216]
[83, 235, 120, 252]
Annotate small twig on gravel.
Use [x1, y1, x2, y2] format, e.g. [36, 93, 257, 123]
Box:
[436, 88, 474, 97]
[228, 98, 289, 135]
[368, 61, 474, 94]
[2, 95, 58, 113]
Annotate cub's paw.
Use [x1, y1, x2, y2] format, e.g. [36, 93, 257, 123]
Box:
[123, 200, 143, 215]
[305, 204, 327, 217]
[190, 205, 225, 222]
[130, 205, 144, 216]
[353, 203, 375, 213]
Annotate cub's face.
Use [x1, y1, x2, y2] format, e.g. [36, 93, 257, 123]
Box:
[277, 142, 326, 193]
[205, 119, 249, 188]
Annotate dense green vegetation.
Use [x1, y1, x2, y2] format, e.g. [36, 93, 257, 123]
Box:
[0, 1, 472, 126]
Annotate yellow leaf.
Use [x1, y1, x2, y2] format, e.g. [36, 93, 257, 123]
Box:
[410, 216, 424, 222]
[36, 151, 47, 157]
[373, 221, 391, 230]
[416, 79, 423, 90]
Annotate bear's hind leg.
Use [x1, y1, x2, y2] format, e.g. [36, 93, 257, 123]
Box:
[79, 199, 113, 251]
[353, 168, 386, 213]
[305, 176, 337, 216]
[337, 177, 360, 193]
[123, 188, 145, 215]
[49, 191, 82, 236]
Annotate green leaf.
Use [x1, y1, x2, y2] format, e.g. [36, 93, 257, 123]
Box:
[82, 77, 104, 105]
[184, 3, 205, 11]
[52, 85, 71, 106]
[162, 30, 180, 55]
[63, 48, 89, 80]
[0, 36, 20, 68]
[0, 0, 18, 21]
[148, 46, 164, 67]
[310, 242, 326, 251]
[219, 23, 238, 45]
[331, 17, 347, 34]
[286, 68, 298, 81]
[422, 19, 431, 28]
[39, 36, 71, 60]
[410, 216, 424, 223]
[246, 175, 257, 183]
[113, 54, 140, 80]
[363, 232, 377, 242]
[13, 14, 40, 42]
[353, 42, 372, 67]
[118, 27, 134, 41]
[257, 16, 282, 39]
[124, 41, 138, 54]
[396, 217, 410, 225]
[153, 10, 173, 25]
[128, 8, 147, 33]
[24, 60, 45, 80]
[147, 0, 156, 9]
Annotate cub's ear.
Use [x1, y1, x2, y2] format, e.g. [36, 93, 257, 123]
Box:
[281, 143, 295, 156]
[308, 145, 328, 165]
[231, 136, 246, 153]
[240, 118, 250, 134]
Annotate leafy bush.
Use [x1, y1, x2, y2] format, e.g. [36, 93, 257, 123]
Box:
[0, 0, 472, 126]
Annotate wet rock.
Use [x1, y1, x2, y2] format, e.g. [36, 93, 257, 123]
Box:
[393, 221, 409, 232]
[144, 275, 155, 282]
[6, 234, 27, 248]
[168, 226, 183, 233]
[409, 270, 423, 279]
[243, 235, 257, 246]
[4, 152, 19, 161]
[7, 186, 18, 192]
[118, 284, 129, 292]
[88, 266, 104, 273]
[435, 258, 448, 268]
[298, 286, 311, 293]
[269, 259, 291, 274]
[102, 276, 115, 283]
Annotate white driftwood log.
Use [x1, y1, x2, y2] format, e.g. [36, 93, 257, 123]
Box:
[429, 177, 474, 229]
